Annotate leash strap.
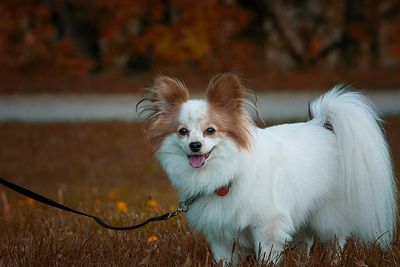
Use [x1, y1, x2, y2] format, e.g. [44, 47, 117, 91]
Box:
[0, 176, 195, 230]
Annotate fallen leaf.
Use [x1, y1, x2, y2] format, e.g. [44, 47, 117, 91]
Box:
[147, 235, 159, 242]
[116, 201, 128, 213]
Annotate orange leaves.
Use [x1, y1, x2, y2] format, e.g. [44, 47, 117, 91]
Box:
[97, 0, 147, 39]
[107, 189, 117, 200]
[50, 40, 94, 77]
[147, 196, 160, 210]
[349, 23, 372, 44]
[26, 198, 35, 207]
[116, 201, 128, 213]
[108, 190, 161, 214]
[387, 16, 400, 61]
[17, 198, 36, 208]
[147, 235, 159, 242]
[4, 0, 400, 75]
[106, 189, 129, 213]
[0, 1, 92, 75]
[307, 36, 323, 59]
[125, 0, 251, 68]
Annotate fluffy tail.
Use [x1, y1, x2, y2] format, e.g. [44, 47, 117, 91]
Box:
[310, 85, 397, 249]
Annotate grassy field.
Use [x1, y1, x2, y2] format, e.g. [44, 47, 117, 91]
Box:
[0, 118, 399, 266]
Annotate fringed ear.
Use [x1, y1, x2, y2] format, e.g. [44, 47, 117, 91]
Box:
[206, 73, 256, 150]
[137, 76, 189, 122]
[206, 73, 245, 113]
[153, 76, 189, 114]
[137, 76, 189, 151]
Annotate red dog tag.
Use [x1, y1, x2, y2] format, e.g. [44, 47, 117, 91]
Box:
[215, 186, 230, 197]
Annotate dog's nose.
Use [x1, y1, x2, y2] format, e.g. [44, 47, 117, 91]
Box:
[189, 142, 202, 152]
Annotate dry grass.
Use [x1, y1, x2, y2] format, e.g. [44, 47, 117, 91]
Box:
[0, 119, 399, 266]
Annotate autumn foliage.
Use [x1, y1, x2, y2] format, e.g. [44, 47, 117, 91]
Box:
[0, 0, 399, 75]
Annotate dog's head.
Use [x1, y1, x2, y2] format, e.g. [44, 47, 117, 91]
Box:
[137, 73, 255, 196]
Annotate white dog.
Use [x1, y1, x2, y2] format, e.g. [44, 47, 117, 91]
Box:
[138, 73, 397, 264]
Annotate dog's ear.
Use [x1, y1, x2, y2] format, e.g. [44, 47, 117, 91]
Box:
[206, 73, 245, 113]
[137, 76, 189, 120]
[152, 76, 189, 114]
[137, 76, 189, 150]
[206, 73, 255, 149]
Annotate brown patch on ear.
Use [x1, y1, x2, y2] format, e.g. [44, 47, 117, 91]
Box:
[137, 76, 189, 151]
[206, 73, 244, 112]
[154, 76, 189, 114]
[206, 73, 253, 149]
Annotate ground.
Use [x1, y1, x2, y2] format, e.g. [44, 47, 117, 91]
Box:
[1, 67, 400, 94]
[0, 118, 399, 266]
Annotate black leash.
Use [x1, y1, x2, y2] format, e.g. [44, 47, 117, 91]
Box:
[0, 176, 198, 230]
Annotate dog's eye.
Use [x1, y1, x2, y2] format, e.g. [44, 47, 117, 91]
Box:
[178, 127, 189, 136]
[205, 127, 216, 135]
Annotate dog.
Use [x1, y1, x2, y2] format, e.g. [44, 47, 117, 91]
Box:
[137, 73, 397, 264]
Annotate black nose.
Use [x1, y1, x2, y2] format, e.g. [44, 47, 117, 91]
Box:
[189, 142, 202, 152]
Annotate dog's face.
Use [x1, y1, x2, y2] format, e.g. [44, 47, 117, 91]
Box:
[175, 99, 220, 168]
[139, 73, 252, 167]
[138, 73, 254, 195]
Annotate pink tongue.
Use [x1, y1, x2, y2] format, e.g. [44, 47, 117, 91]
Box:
[188, 155, 206, 168]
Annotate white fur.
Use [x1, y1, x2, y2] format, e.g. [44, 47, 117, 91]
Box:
[156, 86, 397, 264]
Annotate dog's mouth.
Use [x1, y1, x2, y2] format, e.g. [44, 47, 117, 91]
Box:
[187, 149, 213, 168]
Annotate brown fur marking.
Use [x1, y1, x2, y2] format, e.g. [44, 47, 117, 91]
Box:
[138, 73, 255, 151]
[137, 76, 189, 151]
[206, 73, 253, 149]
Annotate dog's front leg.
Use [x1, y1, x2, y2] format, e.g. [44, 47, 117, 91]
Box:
[251, 216, 294, 263]
[209, 237, 237, 266]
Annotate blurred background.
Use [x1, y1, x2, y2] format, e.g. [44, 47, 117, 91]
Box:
[1, 0, 400, 93]
[1, 2, 400, 265]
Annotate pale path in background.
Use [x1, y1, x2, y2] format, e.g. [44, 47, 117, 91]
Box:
[0, 90, 399, 122]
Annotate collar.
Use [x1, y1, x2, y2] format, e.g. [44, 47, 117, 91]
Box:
[180, 183, 231, 212]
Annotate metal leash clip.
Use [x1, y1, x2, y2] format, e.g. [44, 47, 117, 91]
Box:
[167, 195, 199, 219]
[167, 202, 185, 219]
[178, 200, 189, 212]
